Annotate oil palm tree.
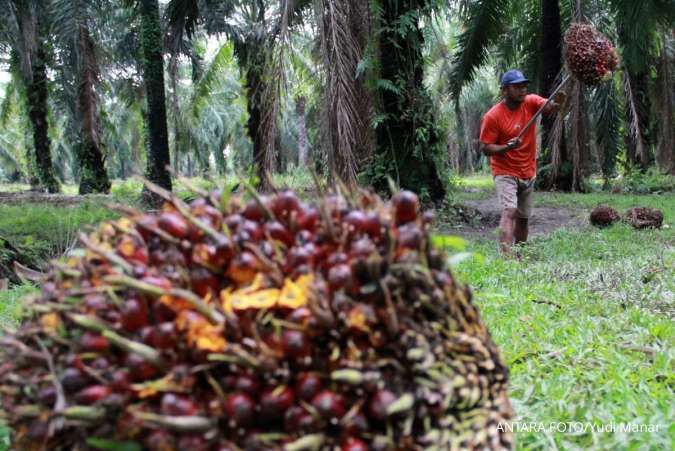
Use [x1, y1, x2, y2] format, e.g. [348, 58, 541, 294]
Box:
[50, 0, 111, 194]
[2, 0, 60, 192]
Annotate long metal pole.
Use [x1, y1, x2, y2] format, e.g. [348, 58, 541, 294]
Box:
[515, 73, 571, 140]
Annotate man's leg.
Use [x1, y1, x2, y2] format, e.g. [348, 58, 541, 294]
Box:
[494, 176, 519, 255]
[514, 218, 529, 244]
[514, 178, 534, 244]
[499, 208, 517, 254]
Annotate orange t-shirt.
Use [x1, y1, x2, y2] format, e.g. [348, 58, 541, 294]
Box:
[479, 94, 547, 179]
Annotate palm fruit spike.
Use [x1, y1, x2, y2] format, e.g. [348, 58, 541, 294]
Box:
[0, 186, 513, 450]
[564, 22, 619, 85]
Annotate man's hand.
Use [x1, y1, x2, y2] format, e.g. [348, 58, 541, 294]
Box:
[480, 138, 521, 156]
[544, 91, 567, 115]
[505, 138, 521, 151]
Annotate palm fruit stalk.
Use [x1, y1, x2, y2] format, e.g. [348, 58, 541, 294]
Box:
[564, 22, 620, 85]
[0, 184, 513, 450]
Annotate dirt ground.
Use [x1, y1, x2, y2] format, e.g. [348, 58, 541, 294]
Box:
[444, 192, 587, 240]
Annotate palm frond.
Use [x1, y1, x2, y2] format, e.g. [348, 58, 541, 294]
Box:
[622, 71, 647, 167]
[449, 0, 509, 100]
[190, 41, 236, 117]
[592, 75, 622, 180]
[318, 0, 369, 186]
[654, 32, 674, 172]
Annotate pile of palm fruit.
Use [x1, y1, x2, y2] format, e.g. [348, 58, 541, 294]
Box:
[625, 207, 663, 229]
[589, 206, 620, 227]
[564, 22, 619, 85]
[0, 183, 512, 450]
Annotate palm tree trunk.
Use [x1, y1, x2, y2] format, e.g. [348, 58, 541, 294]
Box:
[169, 57, 182, 174]
[76, 25, 110, 194]
[539, 0, 563, 160]
[295, 96, 308, 166]
[139, 0, 172, 202]
[26, 45, 60, 193]
[373, 0, 445, 201]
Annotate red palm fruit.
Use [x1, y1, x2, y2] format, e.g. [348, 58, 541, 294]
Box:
[281, 329, 311, 359]
[328, 264, 353, 291]
[161, 393, 199, 416]
[349, 237, 376, 259]
[120, 298, 148, 332]
[136, 214, 159, 240]
[364, 213, 383, 240]
[270, 190, 301, 219]
[61, 368, 89, 393]
[342, 437, 369, 451]
[295, 372, 322, 401]
[298, 205, 319, 232]
[396, 223, 423, 250]
[311, 390, 346, 420]
[227, 252, 259, 285]
[224, 392, 255, 426]
[177, 435, 209, 451]
[110, 369, 131, 392]
[80, 332, 110, 353]
[74, 385, 111, 405]
[190, 267, 220, 298]
[344, 210, 368, 236]
[283, 405, 316, 432]
[90, 357, 111, 371]
[191, 243, 217, 267]
[344, 411, 369, 435]
[265, 221, 294, 247]
[326, 251, 348, 267]
[283, 405, 305, 431]
[152, 322, 178, 349]
[158, 211, 189, 239]
[242, 199, 266, 222]
[392, 190, 419, 225]
[260, 386, 295, 418]
[287, 246, 313, 270]
[151, 301, 176, 323]
[214, 236, 235, 265]
[368, 389, 396, 421]
[37, 386, 56, 406]
[125, 353, 158, 382]
[145, 430, 176, 451]
[223, 213, 243, 232]
[241, 220, 264, 242]
[233, 374, 260, 397]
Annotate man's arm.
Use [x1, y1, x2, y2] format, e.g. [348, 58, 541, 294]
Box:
[480, 138, 521, 156]
[542, 91, 567, 115]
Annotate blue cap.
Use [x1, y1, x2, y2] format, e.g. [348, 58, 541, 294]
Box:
[500, 69, 529, 87]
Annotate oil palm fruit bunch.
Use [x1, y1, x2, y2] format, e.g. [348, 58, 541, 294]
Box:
[564, 22, 619, 85]
[0, 182, 512, 450]
[589, 206, 620, 228]
[625, 207, 663, 229]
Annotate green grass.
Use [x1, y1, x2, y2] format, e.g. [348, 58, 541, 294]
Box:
[454, 210, 674, 449]
[0, 283, 35, 330]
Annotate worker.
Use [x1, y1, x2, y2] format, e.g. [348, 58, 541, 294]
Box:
[479, 69, 565, 256]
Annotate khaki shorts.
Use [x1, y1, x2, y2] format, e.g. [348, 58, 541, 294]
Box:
[494, 175, 535, 219]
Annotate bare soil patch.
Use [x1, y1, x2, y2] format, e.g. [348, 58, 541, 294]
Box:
[443, 193, 587, 240]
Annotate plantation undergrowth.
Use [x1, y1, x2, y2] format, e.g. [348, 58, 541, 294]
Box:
[0, 177, 673, 450]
